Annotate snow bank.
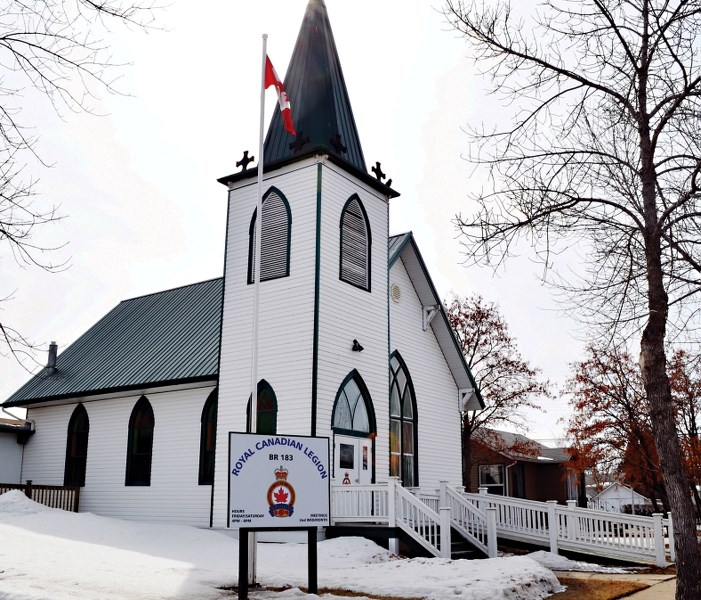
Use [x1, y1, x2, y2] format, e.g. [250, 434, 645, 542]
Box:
[0, 494, 563, 599]
[528, 550, 633, 574]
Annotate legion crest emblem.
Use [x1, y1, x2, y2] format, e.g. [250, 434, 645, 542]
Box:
[267, 465, 296, 517]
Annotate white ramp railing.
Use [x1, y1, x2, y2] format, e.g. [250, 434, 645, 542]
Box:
[465, 490, 674, 567]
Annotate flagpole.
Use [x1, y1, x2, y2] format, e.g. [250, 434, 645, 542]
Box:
[246, 31, 268, 588]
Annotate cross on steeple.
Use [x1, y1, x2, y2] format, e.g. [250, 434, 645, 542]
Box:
[330, 134, 347, 154]
[236, 151, 255, 171]
[289, 133, 310, 153]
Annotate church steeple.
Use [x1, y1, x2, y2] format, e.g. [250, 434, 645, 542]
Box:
[263, 0, 366, 171]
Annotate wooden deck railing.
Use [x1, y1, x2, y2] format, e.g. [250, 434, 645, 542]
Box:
[0, 480, 80, 512]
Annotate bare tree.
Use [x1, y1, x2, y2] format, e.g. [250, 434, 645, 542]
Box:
[0, 0, 158, 365]
[445, 294, 550, 489]
[443, 0, 701, 594]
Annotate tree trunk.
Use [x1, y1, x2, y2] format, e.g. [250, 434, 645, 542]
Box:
[462, 418, 473, 491]
[640, 219, 701, 598]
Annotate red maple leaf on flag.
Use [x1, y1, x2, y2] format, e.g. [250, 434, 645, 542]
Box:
[274, 487, 289, 503]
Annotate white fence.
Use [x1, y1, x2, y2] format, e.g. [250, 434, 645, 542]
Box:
[465, 489, 674, 567]
[331, 481, 674, 566]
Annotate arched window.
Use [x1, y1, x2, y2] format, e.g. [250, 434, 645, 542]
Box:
[125, 396, 154, 486]
[389, 352, 418, 487]
[339, 195, 371, 290]
[247, 380, 278, 434]
[64, 404, 89, 487]
[248, 187, 292, 283]
[332, 370, 376, 436]
[199, 389, 218, 485]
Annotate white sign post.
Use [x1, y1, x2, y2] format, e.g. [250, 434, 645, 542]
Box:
[228, 433, 330, 599]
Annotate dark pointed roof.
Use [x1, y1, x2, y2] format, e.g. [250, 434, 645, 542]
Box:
[264, 0, 365, 171]
[218, 0, 398, 198]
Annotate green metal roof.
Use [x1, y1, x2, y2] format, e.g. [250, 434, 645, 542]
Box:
[4, 278, 223, 407]
[388, 233, 412, 267]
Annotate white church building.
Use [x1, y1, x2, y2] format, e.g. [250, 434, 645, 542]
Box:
[2, 0, 483, 531]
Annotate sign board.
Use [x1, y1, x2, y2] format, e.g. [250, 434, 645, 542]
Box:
[228, 432, 330, 528]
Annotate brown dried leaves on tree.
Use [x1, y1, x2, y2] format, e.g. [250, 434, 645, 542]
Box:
[445, 293, 550, 489]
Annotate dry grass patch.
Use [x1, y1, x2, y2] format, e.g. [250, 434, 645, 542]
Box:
[223, 586, 423, 599]
[550, 577, 648, 600]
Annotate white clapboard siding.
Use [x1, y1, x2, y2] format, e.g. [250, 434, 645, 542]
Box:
[215, 159, 320, 527]
[389, 258, 463, 490]
[316, 165, 390, 480]
[0, 433, 23, 484]
[22, 385, 215, 526]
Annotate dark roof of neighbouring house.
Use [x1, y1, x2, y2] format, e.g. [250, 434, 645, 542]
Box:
[4, 278, 223, 407]
[475, 428, 572, 464]
[217, 0, 399, 199]
[0, 418, 32, 434]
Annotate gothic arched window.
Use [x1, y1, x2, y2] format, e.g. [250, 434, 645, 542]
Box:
[248, 187, 292, 283]
[389, 352, 418, 487]
[125, 396, 155, 486]
[339, 195, 371, 290]
[199, 389, 218, 485]
[332, 370, 376, 436]
[247, 380, 278, 435]
[64, 404, 89, 487]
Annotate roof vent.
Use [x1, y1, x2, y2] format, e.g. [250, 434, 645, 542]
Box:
[47, 341, 58, 374]
[390, 283, 401, 303]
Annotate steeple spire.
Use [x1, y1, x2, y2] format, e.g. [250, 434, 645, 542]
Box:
[263, 0, 366, 172]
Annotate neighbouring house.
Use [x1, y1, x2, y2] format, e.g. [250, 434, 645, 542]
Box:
[0, 418, 33, 484]
[1, 0, 483, 529]
[589, 482, 653, 514]
[468, 429, 577, 504]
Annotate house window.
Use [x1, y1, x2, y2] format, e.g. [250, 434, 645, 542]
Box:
[248, 187, 291, 283]
[125, 396, 154, 486]
[332, 370, 376, 436]
[247, 380, 278, 434]
[479, 464, 505, 495]
[199, 389, 218, 485]
[64, 404, 89, 487]
[389, 352, 418, 487]
[339, 195, 371, 290]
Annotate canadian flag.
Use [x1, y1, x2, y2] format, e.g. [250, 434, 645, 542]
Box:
[265, 56, 296, 135]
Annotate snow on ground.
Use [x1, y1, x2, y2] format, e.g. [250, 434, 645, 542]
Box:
[527, 550, 635, 574]
[0, 491, 567, 600]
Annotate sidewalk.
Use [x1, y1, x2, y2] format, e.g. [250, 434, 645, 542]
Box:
[552, 571, 677, 599]
[625, 577, 676, 599]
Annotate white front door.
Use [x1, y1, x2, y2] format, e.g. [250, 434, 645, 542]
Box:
[334, 436, 372, 485]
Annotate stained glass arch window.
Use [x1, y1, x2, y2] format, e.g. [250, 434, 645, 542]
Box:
[389, 352, 418, 487]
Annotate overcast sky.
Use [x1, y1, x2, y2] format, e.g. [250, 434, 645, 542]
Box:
[1, 0, 588, 442]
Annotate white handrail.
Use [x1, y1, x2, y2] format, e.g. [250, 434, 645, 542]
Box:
[465, 491, 673, 567]
[394, 483, 451, 558]
[439, 482, 496, 557]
